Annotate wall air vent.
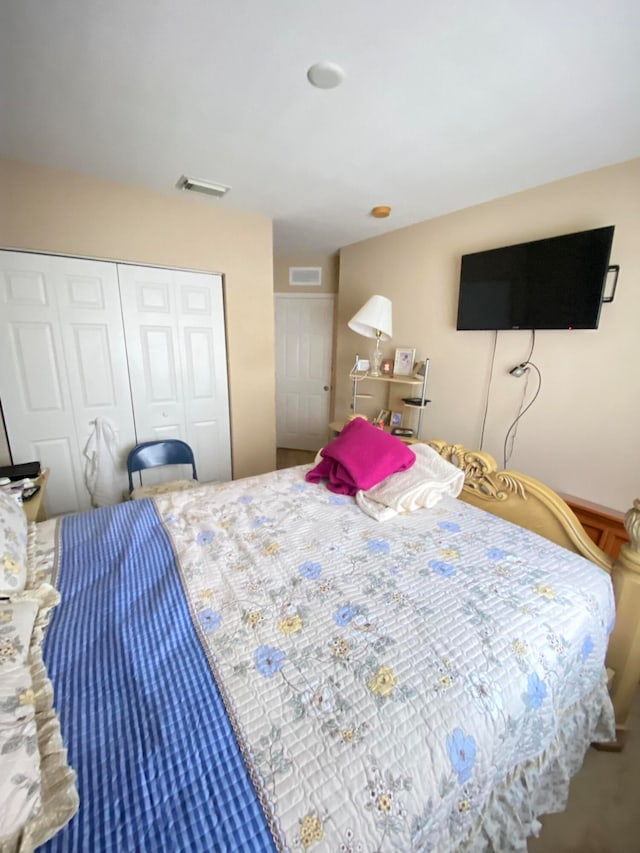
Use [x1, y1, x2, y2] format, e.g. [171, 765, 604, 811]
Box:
[176, 175, 231, 198]
[289, 266, 322, 286]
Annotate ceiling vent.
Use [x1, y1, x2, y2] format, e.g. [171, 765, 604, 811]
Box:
[289, 267, 322, 286]
[177, 175, 230, 198]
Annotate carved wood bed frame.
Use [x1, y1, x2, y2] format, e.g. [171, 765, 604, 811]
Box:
[427, 440, 640, 749]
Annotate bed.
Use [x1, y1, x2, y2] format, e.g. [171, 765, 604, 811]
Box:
[2, 440, 639, 852]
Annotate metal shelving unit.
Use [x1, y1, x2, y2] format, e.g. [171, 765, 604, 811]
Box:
[349, 356, 430, 438]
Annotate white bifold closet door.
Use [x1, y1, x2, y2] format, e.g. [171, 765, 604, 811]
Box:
[0, 251, 231, 516]
[117, 265, 231, 487]
[0, 251, 137, 515]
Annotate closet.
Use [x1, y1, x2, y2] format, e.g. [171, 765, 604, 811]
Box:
[0, 251, 231, 516]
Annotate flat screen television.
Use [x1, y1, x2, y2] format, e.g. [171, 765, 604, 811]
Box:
[456, 225, 615, 330]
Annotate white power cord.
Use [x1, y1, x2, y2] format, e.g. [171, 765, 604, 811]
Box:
[503, 362, 542, 468]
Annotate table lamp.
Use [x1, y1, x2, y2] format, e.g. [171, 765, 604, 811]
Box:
[347, 295, 393, 376]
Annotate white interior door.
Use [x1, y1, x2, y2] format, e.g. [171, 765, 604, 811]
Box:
[275, 294, 334, 451]
[118, 265, 231, 484]
[0, 251, 137, 515]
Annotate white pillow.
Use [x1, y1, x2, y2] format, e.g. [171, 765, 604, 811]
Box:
[0, 589, 79, 849]
[0, 598, 38, 721]
[0, 490, 28, 596]
[0, 718, 41, 842]
[0, 598, 41, 844]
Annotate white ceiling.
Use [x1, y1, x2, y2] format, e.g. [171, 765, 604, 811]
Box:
[1, 1, 639, 256]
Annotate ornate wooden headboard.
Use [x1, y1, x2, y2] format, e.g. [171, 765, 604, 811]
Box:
[427, 440, 612, 571]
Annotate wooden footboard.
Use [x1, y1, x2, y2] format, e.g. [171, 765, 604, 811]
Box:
[428, 440, 640, 749]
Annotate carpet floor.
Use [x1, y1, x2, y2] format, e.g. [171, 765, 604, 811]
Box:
[529, 691, 640, 852]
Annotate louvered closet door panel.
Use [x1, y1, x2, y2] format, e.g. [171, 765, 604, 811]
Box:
[118, 265, 231, 484]
[0, 252, 136, 514]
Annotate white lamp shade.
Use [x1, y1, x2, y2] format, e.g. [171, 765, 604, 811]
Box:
[347, 295, 393, 340]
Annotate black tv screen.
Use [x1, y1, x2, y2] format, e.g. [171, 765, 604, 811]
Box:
[456, 225, 614, 330]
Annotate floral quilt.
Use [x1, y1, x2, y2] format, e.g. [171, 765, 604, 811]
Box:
[155, 465, 615, 851]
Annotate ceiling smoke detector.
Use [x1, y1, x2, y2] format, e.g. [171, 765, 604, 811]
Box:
[176, 175, 230, 198]
[307, 62, 345, 89]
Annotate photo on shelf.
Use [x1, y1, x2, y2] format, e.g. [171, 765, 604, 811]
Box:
[393, 347, 415, 376]
[390, 411, 403, 427]
[380, 358, 394, 376]
[374, 409, 390, 426]
[413, 360, 427, 379]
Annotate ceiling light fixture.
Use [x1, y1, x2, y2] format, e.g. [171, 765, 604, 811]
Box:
[371, 206, 391, 218]
[176, 175, 230, 198]
[307, 61, 345, 89]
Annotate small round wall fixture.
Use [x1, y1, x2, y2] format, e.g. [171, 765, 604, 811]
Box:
[371, 206, 391, 218]
[307, 61, 345, 89]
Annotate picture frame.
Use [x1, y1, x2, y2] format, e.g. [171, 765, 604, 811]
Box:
[393, 347, 416, 376]
[413, 360, 426, 379]
[350, 357, 370, 378]
[380, 358, 394, 377]
[374, 409, 390, 426]
[390, 411, 403, 428]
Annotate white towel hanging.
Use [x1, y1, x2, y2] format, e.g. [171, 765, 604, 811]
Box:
[83, 418, 123, 507]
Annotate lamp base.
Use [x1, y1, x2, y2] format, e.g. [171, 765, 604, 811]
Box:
[369, 335, 384, 376]
[369, 349, 383, 376]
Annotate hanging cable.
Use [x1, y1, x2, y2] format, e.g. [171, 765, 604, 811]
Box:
[525, 329, 536, 366]
[509, 330, 536, 377]
[504, 367, 530, 466]
[479, 330, 498, 450]
[503, 362, 542, 468]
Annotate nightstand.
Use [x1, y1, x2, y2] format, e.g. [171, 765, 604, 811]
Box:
[23, 470, 49, 523]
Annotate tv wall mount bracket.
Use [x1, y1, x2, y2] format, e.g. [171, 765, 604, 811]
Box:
[602, 264, 619, 304]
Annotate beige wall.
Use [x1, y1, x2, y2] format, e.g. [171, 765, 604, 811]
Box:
[0, 158, 276, 479]
[336, 158, 640, 512]
[273, 254, 339, 293]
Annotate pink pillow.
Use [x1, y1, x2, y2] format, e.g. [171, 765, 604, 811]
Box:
[306, 418, 415, 495]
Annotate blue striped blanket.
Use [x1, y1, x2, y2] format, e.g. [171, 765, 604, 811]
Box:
[41, 500, 275, 852]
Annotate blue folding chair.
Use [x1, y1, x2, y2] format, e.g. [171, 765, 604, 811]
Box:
[127, 439, 198, 499]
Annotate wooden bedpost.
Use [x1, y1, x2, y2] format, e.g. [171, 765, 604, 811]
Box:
[607, 498, 640, 745]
